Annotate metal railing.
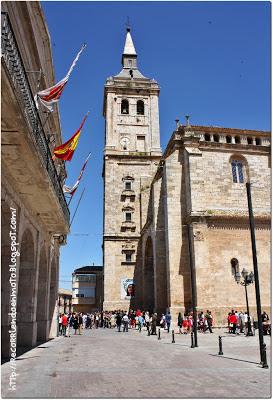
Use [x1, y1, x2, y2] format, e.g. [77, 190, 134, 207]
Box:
[1, 12, 70, 226]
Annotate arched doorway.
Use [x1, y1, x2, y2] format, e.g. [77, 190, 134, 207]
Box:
[36, 246, 49, 342]
[17, 228, 37, 347]
[143, 236, 155, 311]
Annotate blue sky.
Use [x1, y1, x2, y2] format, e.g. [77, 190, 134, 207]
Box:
[41, 1, 271, 289]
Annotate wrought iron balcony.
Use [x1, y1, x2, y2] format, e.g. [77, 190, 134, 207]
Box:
[1, 12, 70, 226]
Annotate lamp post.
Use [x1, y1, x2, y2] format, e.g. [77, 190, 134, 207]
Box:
[234, 268, 254, 336]
[246, 182, 268, 368]
[187, 224, 198, 347]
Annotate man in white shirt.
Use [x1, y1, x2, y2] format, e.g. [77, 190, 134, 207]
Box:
[122, 312, 129, 332]
[243, 312, 249, 334]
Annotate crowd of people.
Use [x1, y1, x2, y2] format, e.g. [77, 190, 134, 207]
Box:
[58, 310, 172, 336]
[58, 309, 270, 337]
[227, 309, 271, 335]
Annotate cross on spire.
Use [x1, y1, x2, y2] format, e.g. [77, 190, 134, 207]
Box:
[126, 16, 130, 31]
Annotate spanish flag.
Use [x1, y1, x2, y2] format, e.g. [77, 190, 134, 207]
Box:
[53, 112, 89, 162]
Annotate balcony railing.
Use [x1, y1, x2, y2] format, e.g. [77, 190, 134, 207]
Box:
[1, 12, 70, 226]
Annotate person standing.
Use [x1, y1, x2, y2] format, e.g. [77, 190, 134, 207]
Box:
[130, 311, 136, 329]
[234, 311, 239, 333]
[78, 313, 83, 335]
[230, 312, 238, 334]
[122, 312, 129, 332]
[205, 310, 213, 333]
[243, 312, 248, 334]
[67, 313, 72, 337]
[228, 312, 232, 333]
[95, 313, 99, 328]
[165, 312, 172, 333]
[116, 312, 122, 332]
[160, 314, 166, 329]
[188, 313, 193, 333]
[151, 313, 157, 335]
[145, 311, 150, 332]
[59, 314, 63, 335]
[138, 314, 143, 332]
[110, 312, 115, 328]
[86, 314, 91, 329]
[82, 313, 87, 329]
[238, 311, 244, 333]
[73, 314, 79, 334]
[182, 314, 188, 334]
[62, 313, 68, 336]
[90, 313, 94, 329]
[178, 312, 183, 334]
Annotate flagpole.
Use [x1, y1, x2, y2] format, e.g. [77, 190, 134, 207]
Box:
[67, 195, 73, 207]
[37, 69, 42, 93]
[69, 188, 85, 228]
[42, 111, 52, 128]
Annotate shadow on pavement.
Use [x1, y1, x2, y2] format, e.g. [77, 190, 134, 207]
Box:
[210, 353, 261, 365]
[1, 338, 54, 365]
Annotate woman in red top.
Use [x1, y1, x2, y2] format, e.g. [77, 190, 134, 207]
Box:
[228, 312, 232, 333]
[230, 312, 238, 334]
[182, 314, 188, 334]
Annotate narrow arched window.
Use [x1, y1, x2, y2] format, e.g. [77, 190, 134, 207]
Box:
[247, 137, 253, 145]
[137, 100, 144, 115]
[226, 135, 231, 143]
[231, 160, 244, 183]
[121, 100, 129, 114]
[213, 134, 219, 142]
[204, 133, 210, 142]
[256, 137, 261, 145]
[231, 259, 239, 276]
[235, 136, 240, 144]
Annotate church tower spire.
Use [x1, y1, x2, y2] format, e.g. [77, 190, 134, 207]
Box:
[122, 27, 137, 69]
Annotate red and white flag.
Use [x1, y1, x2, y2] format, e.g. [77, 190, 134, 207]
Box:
[35, 43, 86, 111]
[63, 152, 91, 195]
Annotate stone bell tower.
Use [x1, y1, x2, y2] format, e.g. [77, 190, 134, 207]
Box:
[102, 26, 162, 311]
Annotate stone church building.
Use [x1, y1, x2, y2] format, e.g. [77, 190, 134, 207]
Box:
[103, 29, 271, 325]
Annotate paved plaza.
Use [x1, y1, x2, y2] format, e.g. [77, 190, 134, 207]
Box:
[1, 326, 271, 398]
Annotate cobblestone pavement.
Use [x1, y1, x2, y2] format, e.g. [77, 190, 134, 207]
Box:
[1, 327, 271, 398]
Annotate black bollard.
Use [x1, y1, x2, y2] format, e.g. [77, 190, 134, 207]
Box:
[172, 330, 175, 343]
[158, 328, 161, 340]
[148, 328, 150, 336]
[191, 331, 194, 348]
[218, 335, 223, 355]
[261, 342, 268, 368]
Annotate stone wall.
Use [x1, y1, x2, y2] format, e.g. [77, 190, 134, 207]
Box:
[141, 127, 271, 326]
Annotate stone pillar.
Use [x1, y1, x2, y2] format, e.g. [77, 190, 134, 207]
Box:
[36, 245, 49, 342]
[48, 258, 58, 339]
[17, 227, 38, 348]
[152, 177, 168, 315]
[163, 148, 184, 315]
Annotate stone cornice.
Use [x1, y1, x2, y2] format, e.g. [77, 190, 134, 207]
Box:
[185, 209, 271, 224]
[179, 125, 270, 136]
[103, 235, 141, 241]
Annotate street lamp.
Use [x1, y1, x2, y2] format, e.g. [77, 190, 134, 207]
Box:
[235, 268, 254, 336]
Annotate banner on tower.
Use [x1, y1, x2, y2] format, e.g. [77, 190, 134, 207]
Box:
[121, 279, 135, 299]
